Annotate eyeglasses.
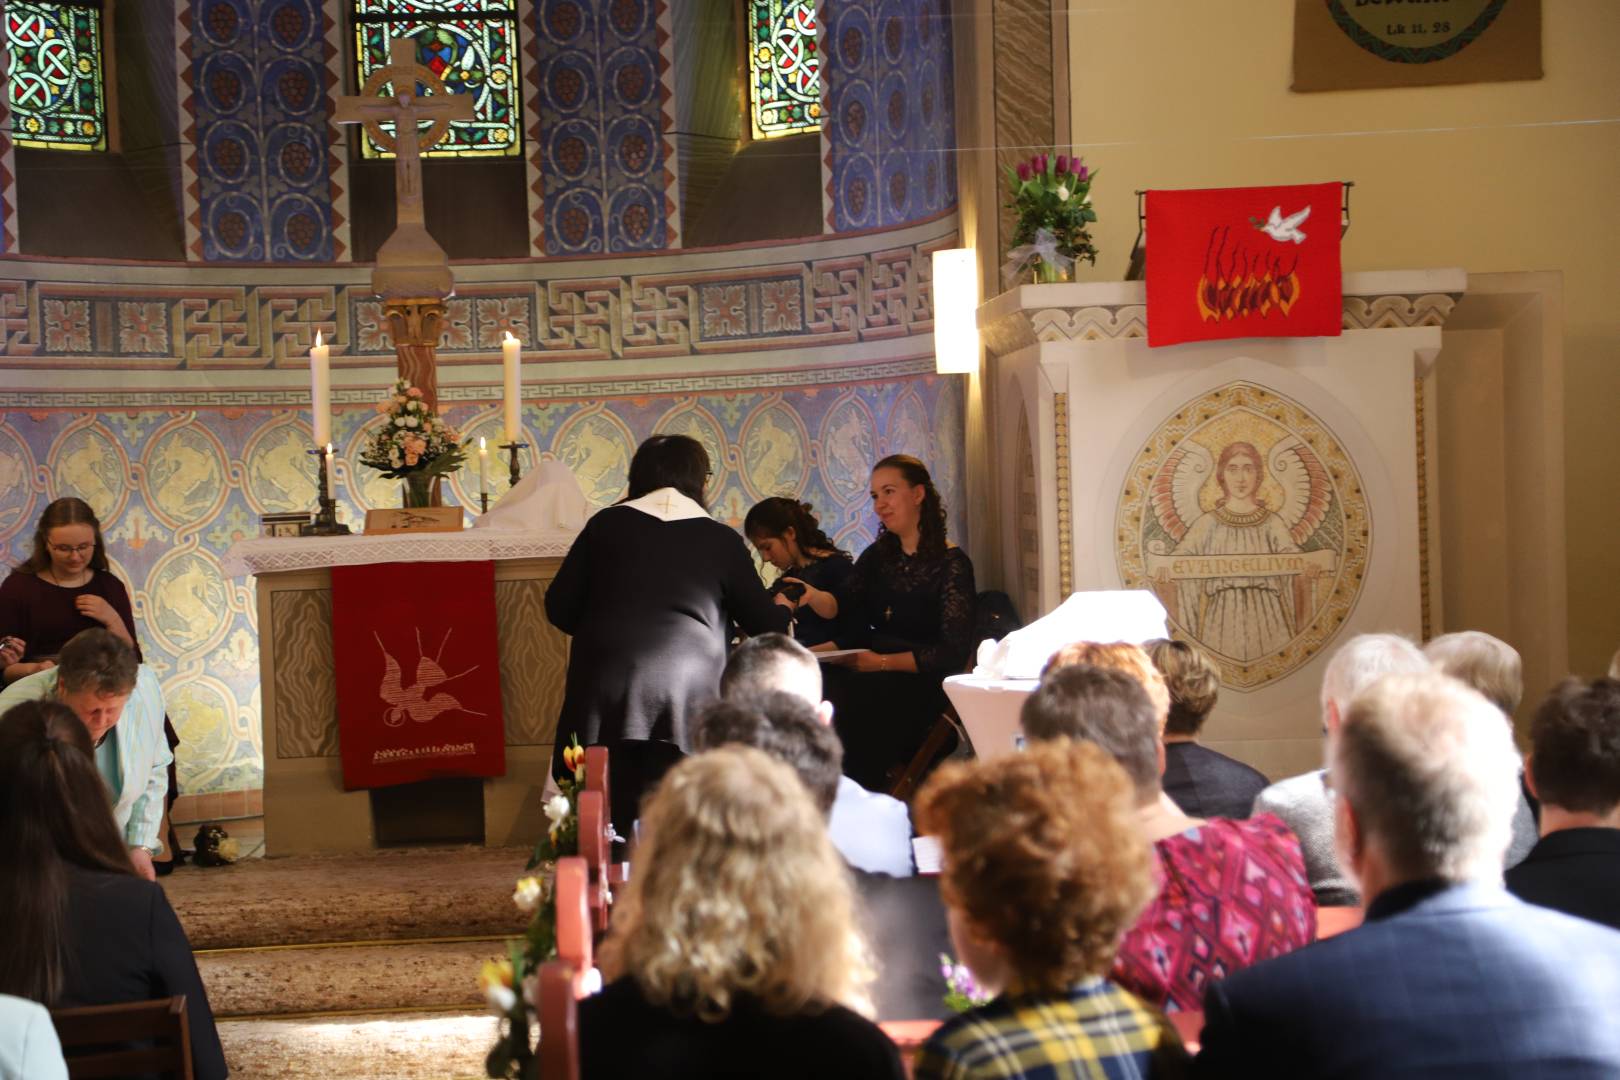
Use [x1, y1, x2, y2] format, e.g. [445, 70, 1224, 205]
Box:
[49, 543, 95, 556]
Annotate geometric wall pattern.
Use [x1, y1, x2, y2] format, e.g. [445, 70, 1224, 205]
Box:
[178, 0, 347, 261]
[822, 0, 956, 232]
[0, 231, 948, 365]
[529, 0, 680, 253]
[0, 372, 967, 795]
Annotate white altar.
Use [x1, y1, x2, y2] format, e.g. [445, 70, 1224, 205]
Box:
[978, 270, 1466, 780]
[227, 530, 576, 856]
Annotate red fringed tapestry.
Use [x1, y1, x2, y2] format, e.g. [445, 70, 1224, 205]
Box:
[331, 561, 506, 790]
[1146, 183, 1343, 348]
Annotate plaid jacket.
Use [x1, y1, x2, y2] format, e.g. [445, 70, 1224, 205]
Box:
[0, 665, 170, 852]
[913, 977, 1189, 1080]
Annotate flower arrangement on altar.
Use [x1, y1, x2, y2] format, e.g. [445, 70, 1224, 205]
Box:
[357, 378, 466, 508]
[940, 953, 994, 1013]
[1004, 151, 1098, 284]
[482, 735, 588, 1079]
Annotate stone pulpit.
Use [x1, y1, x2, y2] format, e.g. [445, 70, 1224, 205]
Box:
[980, 270, 1467, 779]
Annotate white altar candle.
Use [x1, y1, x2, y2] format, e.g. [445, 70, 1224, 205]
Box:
[310, 331, 332, 446]
[479, 436, 489, 496]
[502, 331, 522, 443]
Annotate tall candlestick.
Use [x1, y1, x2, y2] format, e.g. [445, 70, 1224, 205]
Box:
[502, 331, 523, 443]
[310, 331, 332, 446]
[479, 436, 489, 496]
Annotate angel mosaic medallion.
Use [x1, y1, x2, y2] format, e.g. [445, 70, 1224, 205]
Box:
[1116, 382, 1370, 690]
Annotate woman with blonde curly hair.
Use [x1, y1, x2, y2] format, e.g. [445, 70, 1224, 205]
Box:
[911, 740, 1189, 1078]
[580, 746, 904, 1079]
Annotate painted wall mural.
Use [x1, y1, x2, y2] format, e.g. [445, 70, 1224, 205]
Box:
[0, 372, 965, 796]
[529, 0, 679, 253]
[822, 0, 956, 232]
[1115, 381, 1369, 690]
[178, 0, 347, 261]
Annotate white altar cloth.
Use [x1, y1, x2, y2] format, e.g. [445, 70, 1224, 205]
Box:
[944, 674, 1038, 762]
[223, 529, 578, 578]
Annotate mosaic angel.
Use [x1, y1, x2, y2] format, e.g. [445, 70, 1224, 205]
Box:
[1148, 437, 1333, 662]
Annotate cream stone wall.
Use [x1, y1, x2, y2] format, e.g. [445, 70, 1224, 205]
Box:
[1067, 0, 1620, 677]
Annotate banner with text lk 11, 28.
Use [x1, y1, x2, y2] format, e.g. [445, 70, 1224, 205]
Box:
[1146, 183, 1343, 348]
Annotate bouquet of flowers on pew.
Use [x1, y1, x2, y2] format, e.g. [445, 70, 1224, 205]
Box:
[482, 734, 587, 1079]
[358, 378, 466, 508]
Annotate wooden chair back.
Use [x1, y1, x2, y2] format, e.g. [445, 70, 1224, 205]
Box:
[536, 960, 581, 1080]
[554, 856, 593, 983]
[576, 789, 614, 934]
[51, 996, 193, 1080]
[584, 744, 610, 816]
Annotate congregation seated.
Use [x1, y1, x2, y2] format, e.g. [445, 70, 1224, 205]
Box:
[578, 746, 905, 1079]
[0, 629, 171, 882]
[911, 740, 1189, 1078]
[0, 700, 227, 1079]
[1195, 672, 1620, 1078]
[1423, 630, 1539, 864]
[693, 691, 950, 1020]
[1026, 645, 1315, 1012]
[1505, 676, 1620, 930]
[1252, 633, 1430, 905]
[820, 455, 976, 791]
[0, 994, 67, 1080]
[720, 633, 914, 876]
[1145, 638, 1268, 820]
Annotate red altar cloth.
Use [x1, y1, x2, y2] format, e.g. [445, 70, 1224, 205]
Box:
[331, 561, 506, 790]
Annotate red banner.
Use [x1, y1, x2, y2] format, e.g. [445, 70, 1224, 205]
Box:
[1146, 183, 1343, 348]
[331, 561, 505, 790]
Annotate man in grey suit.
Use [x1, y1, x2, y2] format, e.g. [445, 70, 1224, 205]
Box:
[1252, 633, 1429, 905]
[1197, 672, 1620, 1078]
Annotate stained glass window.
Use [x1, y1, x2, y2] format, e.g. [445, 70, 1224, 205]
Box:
[747, 0, 821, 139]
[5, 0, 108, 152]
[353, 0, 521, 158]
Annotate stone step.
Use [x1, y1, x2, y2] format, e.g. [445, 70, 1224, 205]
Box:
[164, 845, 534, 950]
[198, 938, 509, 1018]
[218, 1008, 499, 1080]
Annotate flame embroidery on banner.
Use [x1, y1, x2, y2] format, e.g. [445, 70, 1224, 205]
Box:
[375, 629, 487, 727]
[1195, 226, 1302, 323]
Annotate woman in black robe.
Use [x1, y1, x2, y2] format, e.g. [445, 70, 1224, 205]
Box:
[744, 496, 855, 649]
[545, 435, 791, 779]
[822, 455, 975, 790]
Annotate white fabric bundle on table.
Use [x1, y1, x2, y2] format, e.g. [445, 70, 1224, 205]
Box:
[474, 458, 592, 533]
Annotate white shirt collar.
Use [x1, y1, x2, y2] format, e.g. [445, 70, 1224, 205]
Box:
[621, 487, 710, 522]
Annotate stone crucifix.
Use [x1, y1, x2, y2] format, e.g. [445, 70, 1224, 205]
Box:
[333, 38, 474, 409]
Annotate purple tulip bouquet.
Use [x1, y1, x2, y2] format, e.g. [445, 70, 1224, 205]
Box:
[1004, 151, 1098, 284]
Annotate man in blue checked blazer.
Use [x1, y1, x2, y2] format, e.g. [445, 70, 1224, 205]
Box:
[1196, 671, 1620, 1079]
[0, 628, 169, 881]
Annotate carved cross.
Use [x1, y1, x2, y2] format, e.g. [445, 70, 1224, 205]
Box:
[333, 38, 473, 227]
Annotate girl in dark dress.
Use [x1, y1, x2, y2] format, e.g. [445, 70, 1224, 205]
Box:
[0, 497, 183, 870]
[0, 498, 138, 684]
[545, 436, 791, 780]
[744, 497, 855, 649]
[823, 455, 975, 791]
[0, 700, 227, 1080]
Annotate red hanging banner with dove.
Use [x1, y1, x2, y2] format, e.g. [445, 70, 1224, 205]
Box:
[331, 561, 505, 790]
[1145, 183, 1343, 348]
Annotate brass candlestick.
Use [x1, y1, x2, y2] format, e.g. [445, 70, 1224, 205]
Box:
[300, 447, 351, 536]
[499, 441, 529, 488]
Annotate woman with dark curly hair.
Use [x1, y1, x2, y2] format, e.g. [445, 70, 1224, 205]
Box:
[822, 455, 975, 790]
[911, 739, 1188, 1078]
[744, 496, 854, 649]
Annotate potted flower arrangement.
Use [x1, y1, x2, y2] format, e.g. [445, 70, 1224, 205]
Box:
[1004, 151, 1098, 284]
[358, 378, 466, 508]
[483, 735, 589, 1080]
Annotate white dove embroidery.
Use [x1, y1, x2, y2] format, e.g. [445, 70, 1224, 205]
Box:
[1254, 204, 1310, 244]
